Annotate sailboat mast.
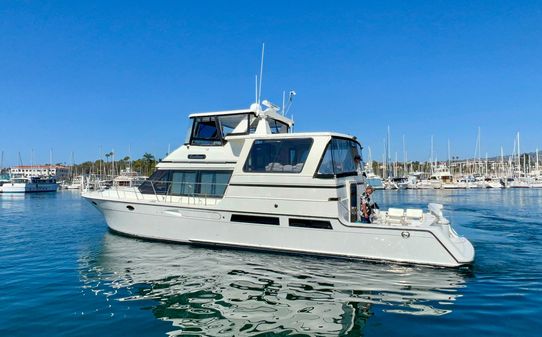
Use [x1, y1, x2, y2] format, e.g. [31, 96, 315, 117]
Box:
[486, 152, 489, 176]
[447, 139, 451, 173]
[393, 152, 397, 177]
[430, 135, 434, 174]
[500, 145, 504, 176]
[402, 135, 406, 175]
[387, 126, 391, 178]
[518, 132, 525, 175]
[383, 137, 387, 179]
[537, 147, 539, 172]
[129, 145, 132, 172]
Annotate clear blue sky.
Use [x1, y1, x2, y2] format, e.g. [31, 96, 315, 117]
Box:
[1, 1, 541, 166]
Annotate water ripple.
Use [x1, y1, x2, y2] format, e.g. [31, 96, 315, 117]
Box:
[78, 233, 471, 336]
[2, 190, 542, 336]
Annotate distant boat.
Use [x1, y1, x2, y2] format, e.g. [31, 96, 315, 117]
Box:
[386, 176, 408, 190]
[113, 168, 148, 188]
[484, 177, 504, 189]
[508, 178, 530, 188]
[366, 173, 385, 190]
[0, 176, 58, 193]
[64, 176, 82, 190]
[429, 165, 459, 189]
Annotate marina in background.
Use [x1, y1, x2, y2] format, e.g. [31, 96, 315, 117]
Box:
[2, 128, 541, 192]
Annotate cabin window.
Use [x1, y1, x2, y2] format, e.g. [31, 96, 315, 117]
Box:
[170, 171, 197, 196]
[139, 170, 232, 197]
[190, 117, 222, 146]
[269, 119, 289, 134]
[138, 170, 171, 194]
[200, 171, 231, 197]
[243, 138, 313, 173]
[217, 114, 250, 136]
[316, 137, 360, 178]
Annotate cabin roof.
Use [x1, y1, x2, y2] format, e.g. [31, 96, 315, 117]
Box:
[189, 109, 255, 118]
[226, 131, 359, 142]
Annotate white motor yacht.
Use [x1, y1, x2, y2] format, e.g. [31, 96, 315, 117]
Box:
[83, 102, 475, 267]
[113, 168, 148, 188]
[363, 163, 385, 190]
[430, 165, 460, 189]
[0, 175, 58, 193]
[64, 176, 82, 190]
[509, 178, 530, 188]
[392, 176, 409, 189]
[484, 177, 504, 189]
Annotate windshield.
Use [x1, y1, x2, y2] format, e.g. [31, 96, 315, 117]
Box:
[317, 137, 360, 177]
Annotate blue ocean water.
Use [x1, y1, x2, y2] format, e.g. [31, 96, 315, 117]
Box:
[0, 189, 541, 336]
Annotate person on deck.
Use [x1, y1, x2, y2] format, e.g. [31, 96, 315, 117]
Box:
[360, 185, 375, 223]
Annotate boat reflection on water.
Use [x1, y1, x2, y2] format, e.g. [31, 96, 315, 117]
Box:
[79, 233, 472, 336]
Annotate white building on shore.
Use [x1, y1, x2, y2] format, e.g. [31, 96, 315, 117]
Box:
[10, 165, 70, 180]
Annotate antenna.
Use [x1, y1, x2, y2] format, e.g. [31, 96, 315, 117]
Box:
[254, 75, 258, 103]
[284, 90, 297, 115]
[258, 43, 265, 104]
[282, 91, 286, 115]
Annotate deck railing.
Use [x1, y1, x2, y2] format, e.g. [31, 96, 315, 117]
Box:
[92, 180, 230, 206]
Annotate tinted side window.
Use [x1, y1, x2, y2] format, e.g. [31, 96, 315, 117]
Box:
[138, 170, 170, 194]
[317, 143, 334, 175]
[139, 170, 232, 197]
[170, 171, 197, 195]
[191, 117, 222, 146]
[317, 138, 360, 177]
[243, 138, 313, 173]
[331, 138, 357, 174]
[269, 119, 289, 134]
[200, 171, 232, 197]
[217, 114, 250, 136]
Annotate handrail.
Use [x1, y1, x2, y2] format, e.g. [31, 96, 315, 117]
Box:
[94, 180, 231, 206]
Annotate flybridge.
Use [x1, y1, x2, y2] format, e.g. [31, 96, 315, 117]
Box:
[188, 102, 295, 146]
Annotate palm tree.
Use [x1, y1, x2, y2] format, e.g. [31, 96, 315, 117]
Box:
[143, 153, 155, 176]
[122, 156, 131, 172]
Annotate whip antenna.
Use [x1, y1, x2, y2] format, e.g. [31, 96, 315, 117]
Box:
[258, 43, 265, 104]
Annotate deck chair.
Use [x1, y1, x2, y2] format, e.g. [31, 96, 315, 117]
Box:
[405, 209, 424, 223]
[387, 208, 405, 224]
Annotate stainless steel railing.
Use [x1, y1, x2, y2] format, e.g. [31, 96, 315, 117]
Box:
[94, 180, 230, 206]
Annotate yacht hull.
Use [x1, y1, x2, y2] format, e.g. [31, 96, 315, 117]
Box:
[86, 196, 474, 268]
[0, 182, 58, 193]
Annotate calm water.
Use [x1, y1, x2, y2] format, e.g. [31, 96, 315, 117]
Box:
[1, 189, 541, 336]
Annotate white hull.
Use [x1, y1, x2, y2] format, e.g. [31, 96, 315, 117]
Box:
[0, 182, 58, 193]
[485, 181, 503, 189]
[397, 182, 409, 190]
[85, 191, 474, 268]
[442, 183, 462, 190]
